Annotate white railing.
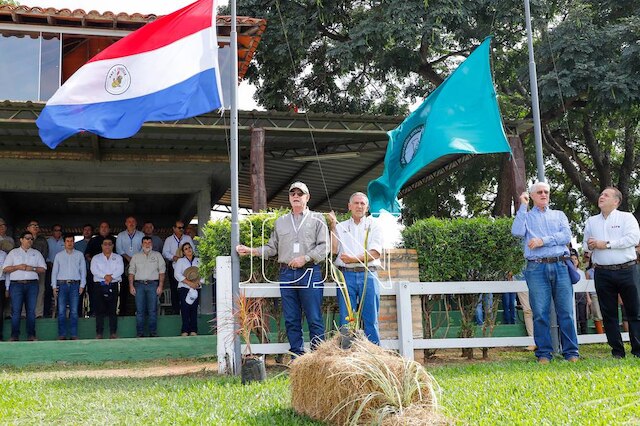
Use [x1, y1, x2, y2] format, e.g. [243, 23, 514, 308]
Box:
[215, 257, 626, 373]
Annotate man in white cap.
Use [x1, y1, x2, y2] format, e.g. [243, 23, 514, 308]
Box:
[236, 181, 328, 355]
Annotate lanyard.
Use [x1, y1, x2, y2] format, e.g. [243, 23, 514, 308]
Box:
[128, 232, 136, 251]
[290, 210, 309, 235]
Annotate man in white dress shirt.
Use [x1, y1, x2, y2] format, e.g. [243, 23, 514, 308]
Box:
[583, 187, 640, 358]
[162, 220, 194, 314]
[90, 236, 124, 339]
[328, 192, 383, 344]
[3, 231, 47, 341]
[52, 234, 86, 340]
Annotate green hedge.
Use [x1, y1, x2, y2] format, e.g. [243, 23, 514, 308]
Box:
[401, 217, 524, 281]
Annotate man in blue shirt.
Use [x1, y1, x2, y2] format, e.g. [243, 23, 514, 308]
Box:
[512, 181, 579, 363]
[52, 234, 86, 340]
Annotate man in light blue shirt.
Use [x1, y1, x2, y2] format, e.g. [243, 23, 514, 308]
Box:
[512, 181, 579, 364]
[45, 224, 65, 317]
[116, 216, 144, 315]
[52, 234, 86, 340]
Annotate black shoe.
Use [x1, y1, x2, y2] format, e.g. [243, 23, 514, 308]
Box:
[150, 332, 158, 337]
[136, 333, 144, 338]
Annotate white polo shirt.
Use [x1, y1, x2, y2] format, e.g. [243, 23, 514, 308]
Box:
[334, 216, 382, 268]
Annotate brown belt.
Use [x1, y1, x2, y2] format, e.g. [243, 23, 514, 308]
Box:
[338, 266, 378, 273]
[527, 256, 569, 264]
[11, 280, 38, 284]
[594, 260, 637, 271]
[279, 262, 315, 271]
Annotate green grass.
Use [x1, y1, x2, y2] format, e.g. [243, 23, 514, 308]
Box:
[0, 345, 638, 425]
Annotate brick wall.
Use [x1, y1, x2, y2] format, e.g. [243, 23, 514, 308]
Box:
[378, 248, 424, 363]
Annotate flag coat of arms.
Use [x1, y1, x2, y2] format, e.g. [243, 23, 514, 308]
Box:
[368, 37, 511, 214]
[37, 0, 223, 149]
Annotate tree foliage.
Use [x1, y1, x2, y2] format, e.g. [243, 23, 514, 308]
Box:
[235, 0, 640, 220]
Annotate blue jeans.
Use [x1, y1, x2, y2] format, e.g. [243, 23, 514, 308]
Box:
[337, 270, 380, 344]
[10, 280, 39, 339]
[502, 293, 517, 324]
[57, 282, 80, 338]
[475, 293, 493, 325]
[134, 281, 159, 335]
[280, 265, 325, 355]
[525, 260, 579, 360]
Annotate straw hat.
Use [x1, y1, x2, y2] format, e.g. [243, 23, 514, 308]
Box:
[183, 266, 200, 282]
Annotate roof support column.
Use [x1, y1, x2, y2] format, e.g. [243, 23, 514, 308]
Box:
[250, 127, 267, 211]
[197, 185, 214, 315]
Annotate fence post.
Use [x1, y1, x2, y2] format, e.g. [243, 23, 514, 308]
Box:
[396, 281, 414, 360]
[216, 256, 236, 374]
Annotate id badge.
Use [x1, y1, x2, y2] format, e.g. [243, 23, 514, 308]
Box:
[293, 243, 300, 254]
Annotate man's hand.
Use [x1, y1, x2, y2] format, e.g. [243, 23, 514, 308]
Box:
[79, 287, 84, 295]
[587, 238, 607, 250]
[288, 256, 307, 268]
[129, 285, 136, 296]
[156, 286, 163, 296]
[339, 253, 359, 264]
[236, 245, 256, 256]
[104, 274, 113, 284]
[326, 211, 338, 230]
[527, 238, 544, 249]
[53, 287, 58, 297]
[519, 192, 530, 208]
[4, 290, 8, 299]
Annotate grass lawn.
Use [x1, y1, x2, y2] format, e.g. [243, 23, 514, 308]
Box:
[0, 344, 638, 425]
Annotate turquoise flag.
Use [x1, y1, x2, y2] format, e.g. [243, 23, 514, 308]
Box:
[368, 37, 510, 214]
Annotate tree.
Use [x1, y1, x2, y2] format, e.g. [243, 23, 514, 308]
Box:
[234, 0, 640, 221]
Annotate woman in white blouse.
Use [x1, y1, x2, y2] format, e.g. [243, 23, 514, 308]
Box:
[173, 242, 202, 336]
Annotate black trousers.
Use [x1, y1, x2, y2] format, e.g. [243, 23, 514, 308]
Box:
[166, 262, 180, 314]
[594, 266, 640, 357]
[575, 293, 588, 334]
[94, 282, 119, 335]
[0, 289, 4, 340]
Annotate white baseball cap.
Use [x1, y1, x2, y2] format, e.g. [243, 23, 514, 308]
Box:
[289, 181, 309, 194]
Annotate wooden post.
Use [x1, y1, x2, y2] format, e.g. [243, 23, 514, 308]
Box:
[250, 128, 267, 211]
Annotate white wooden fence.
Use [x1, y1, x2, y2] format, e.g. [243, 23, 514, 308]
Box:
[215, 256, 627, 373]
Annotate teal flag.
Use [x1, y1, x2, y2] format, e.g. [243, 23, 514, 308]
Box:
[368, 37, 510, 214]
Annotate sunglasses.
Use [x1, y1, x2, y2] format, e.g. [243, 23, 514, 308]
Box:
[535, 190, 550, 195]
[176, 226, 185, 229]
[289, 190, 304, 196]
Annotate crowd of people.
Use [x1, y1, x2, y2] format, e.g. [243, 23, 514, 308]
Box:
[1, 181, 637, 364]
[0, 217, 201, 341]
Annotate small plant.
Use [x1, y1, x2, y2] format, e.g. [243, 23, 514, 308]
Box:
[233, 292, 271, 358]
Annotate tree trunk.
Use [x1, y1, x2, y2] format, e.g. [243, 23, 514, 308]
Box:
[250, 127, 267, 211]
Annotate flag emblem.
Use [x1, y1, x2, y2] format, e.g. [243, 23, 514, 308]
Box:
[400, 125, 424, 167]
[105, 65, 131, 95]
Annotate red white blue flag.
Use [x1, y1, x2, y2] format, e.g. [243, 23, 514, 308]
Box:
[37, 0, 223, 149]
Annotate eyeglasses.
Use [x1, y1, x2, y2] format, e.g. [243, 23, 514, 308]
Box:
[28, 224, 39, 227]
[289, 190, 304, 196]
[102, 242, 114, 246]
[536, 190, 550, 195]
[176, 226, 185, 230]
[23, 237, 34, 241]
[53, 229, 62, 232]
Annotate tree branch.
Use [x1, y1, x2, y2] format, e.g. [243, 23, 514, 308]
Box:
[617, 121, 636, 210]
[582, 116, 611, 188]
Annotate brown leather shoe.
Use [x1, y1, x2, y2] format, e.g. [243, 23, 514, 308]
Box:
[96, 334, 103, 339]
[537, 357, 550, 365]
[9, 337, 18, 342]
[567, 357, 579, 363]
[27, 336, 37, 342]
[71, 336, 79, 340]
[181, 332, 188, 337]
[58, 336, 66, 341]
[109, 333, 117, 339]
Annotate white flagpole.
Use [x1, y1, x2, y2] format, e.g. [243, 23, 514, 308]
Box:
[229, 0, 242, 375]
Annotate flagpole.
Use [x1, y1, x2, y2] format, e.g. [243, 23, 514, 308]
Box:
[229, 0, 242, 375]
[524, 0, 546, 182]
[525, 0, 561, 355]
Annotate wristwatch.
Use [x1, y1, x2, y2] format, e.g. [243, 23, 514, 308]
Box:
[304, 255, 311, 263]
[605, 241, 611, 249]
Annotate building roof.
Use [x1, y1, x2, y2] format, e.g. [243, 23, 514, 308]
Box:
[0, 4, 267, 79]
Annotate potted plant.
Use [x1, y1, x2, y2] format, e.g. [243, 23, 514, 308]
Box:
[233, 292, 271, 384]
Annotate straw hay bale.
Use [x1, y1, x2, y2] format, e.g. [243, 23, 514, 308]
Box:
[290, 335, 443, 425]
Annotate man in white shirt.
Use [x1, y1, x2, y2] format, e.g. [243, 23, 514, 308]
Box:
[2, 231, 47, 341]
[129, 236, 166, 337]
[90, 237, 124, 339]
[583, 187, 640, 358]
[328, 192, 383, 344]
[162, 220, 194, 314]
[52, 233, 86, 340]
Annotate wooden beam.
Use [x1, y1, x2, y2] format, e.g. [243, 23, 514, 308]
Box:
[91, 133, 101, 161]
[250, 127, 267, 211]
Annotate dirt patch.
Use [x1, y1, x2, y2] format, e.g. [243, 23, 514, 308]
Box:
[19, 360, 220, 380]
